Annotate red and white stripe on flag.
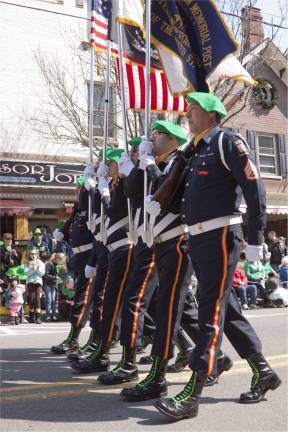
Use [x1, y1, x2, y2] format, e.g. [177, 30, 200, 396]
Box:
[90, 3, 117, 53]
[116, 57, 188, 114]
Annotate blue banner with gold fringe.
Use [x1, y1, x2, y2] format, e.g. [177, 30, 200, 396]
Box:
[150, 0, 239, 94]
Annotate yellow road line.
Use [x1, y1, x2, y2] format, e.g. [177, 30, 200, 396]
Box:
[1, 361, 287, 403]
[0, 380, 96, 393]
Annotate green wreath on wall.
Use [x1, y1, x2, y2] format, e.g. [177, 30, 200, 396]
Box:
[253, 77, 278, 109]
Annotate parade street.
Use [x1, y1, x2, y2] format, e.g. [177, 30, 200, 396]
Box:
[0, 308, 287, 432]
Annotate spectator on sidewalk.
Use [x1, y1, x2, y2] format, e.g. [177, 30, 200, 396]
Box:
[266, 277, 288, 307]
[279, 256, 288, 288]
[43, 252, 67, 322]
[233, 265, 259, 310]
[8, 276, 25, 325]
[24, 248, 45, 324]
[26, 228, 51, 263]
[0, 233, 21, 288]
[267, 231, 287, 272]
[244, 259, 275, 308]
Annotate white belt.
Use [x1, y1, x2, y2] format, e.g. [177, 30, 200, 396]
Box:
[72, 243, 93, 254]
[154, 225, 188, 244]
[106, 238, 133, 252]
[188, 215, 242, 236]
[106, 216, 129, 237]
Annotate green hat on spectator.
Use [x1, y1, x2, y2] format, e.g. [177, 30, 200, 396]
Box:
[33, 227, 42, 235]
[6, 265, 27, 280]
[55, 220, 66, 229]
[128, 137, 141, 148]
[98, 147, 125, 162]
[186, 92, 227, 119]
[76, 175, 84, 187]
[151, 120, 187, 145]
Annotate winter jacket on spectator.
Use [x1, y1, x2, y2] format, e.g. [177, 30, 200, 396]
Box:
[244, 260, 265, 282]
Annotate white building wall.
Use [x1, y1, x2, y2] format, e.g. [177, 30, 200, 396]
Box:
[0, 0, 92, 161]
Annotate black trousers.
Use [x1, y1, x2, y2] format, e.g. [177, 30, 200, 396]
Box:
[151, 235, 192, 360]
[27, 283, 42, 313]
[188, 225, 262, 375]
[120, 238, 158, 347]
[89, 243, 108, 332]
[98, 244, 134, 343]
[70, 250, 94, 329]
[143, 284, 200, 344]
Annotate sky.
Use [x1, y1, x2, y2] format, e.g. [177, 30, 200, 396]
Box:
[256, 0, 288, 52]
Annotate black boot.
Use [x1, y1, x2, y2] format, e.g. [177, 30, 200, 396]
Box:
[15, 316, 19, 325]
[67, 329, 99, 362]
[121, 356, 168, 401]
[240, 352, 281, 403]
[204, 352, 233, 386]
[71, 339, 110, 373]
[51, 326, 81, 354]
[155, 372, 207, 420]
[35, 313, 42, 324]
[98, 345, 138, 385]
[29, 311, 36, 323]
[167, 328, 193, 373]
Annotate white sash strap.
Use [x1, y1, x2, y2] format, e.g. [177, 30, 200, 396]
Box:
[153, 212, 179, 238]
[106, 216, 129, 237]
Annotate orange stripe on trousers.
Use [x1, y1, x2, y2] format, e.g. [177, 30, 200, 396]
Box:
[163, 235, 184, 360]
[99, 271, 110, 322]
[130, 254, 155, 347]
[207, 226, 228, 375]
[108, 245, 133, 342]
[76, 277, 94, 327]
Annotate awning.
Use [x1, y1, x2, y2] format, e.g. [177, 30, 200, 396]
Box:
[0, 199, 33, 216]
[240, 204, 288, 215]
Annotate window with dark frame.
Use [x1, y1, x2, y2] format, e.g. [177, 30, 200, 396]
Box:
[88, 83, 115, 139]
[256, 133, 278, 175]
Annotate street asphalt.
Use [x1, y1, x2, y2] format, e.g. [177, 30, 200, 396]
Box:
[0, 308, 287, 432]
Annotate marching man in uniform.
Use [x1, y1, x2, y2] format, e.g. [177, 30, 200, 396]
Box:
[152, 92, 281, 420]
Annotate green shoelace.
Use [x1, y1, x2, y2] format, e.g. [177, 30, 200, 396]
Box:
[173, 372, 197, 403]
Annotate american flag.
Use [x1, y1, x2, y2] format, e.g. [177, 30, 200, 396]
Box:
[116, 57, 188, 113]
[90, 0, 113, 51]
[90, 0, 187, 113]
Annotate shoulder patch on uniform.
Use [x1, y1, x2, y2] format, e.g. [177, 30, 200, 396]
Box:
[244, 159, 259, 180]
[233, 139, 249, 156]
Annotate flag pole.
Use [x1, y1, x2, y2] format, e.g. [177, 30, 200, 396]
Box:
[87, 7, 95, 234]
[143, 0, 153, 246]
[99, 39, 111, 245]
[117, 19, 138, 245]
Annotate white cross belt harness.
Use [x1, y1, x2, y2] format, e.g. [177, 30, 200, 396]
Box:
[72, 243, 94, 254]
[188, 215, 242, 236]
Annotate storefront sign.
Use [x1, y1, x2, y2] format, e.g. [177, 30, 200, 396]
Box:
[0, 161, 85, 188]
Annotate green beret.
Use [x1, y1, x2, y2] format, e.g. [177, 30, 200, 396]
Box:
[55, 220, 66, 229]
[6, 265, 27, 280]
[151, 120, 187, 145]
[76, 175, 84, 186]
[128, 137, 141, 148]
[98, 147, 125, 162]
[186, 92, 227, 119]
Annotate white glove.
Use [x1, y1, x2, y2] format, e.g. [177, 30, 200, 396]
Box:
[144, 195, 161, 217]
[97, 161, 109, 178]
[53, 229, 64, 242]
[85, 265, 97, 278]
[139, 137, 153, 156]
[84, 162, 97, 178]
[245, 244, 263, 261]
[118, 152, 135, 177]
[98, 177, 110, 198]
[84, 177, 96, 191]
[139, 154, 156, 171]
